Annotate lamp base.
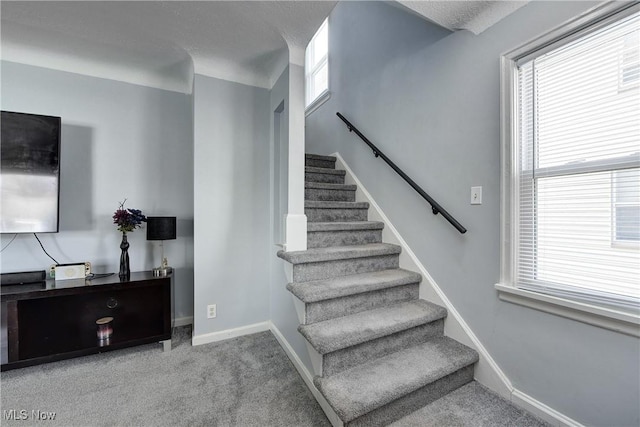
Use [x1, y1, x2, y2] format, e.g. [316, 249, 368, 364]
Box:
[152, 267, 173, 277]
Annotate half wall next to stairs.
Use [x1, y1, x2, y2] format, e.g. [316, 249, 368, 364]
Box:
[193, 73, 271, 337]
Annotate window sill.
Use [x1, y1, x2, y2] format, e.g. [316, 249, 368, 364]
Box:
[495, 283, 640, 337]
[305, 90, 330, 117]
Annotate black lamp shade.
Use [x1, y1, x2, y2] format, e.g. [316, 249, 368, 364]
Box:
[147, 217, 177, 240]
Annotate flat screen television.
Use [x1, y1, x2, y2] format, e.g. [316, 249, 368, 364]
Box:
[1, 111, 61, 233]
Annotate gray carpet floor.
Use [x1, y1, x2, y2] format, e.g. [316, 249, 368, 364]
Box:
[390, 381, 550, 427]
[0, 327, 330, 427]
[1, 326, 550, 427]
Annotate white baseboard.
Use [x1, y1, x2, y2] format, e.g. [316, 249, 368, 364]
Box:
[331, 152, 583, 427]
[332, 152, 510, 395]
[174, 316, 193, 327]
[191, 321, 270, 346]
[512, 389, 585, 427]
[269, 322, 343, 427]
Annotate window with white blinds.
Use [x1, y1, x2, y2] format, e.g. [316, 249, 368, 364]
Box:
[513, 8, 640, 310]
[305, 19, 329, 108]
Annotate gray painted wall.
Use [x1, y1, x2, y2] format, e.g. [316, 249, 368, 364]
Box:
[192, 74, 271, 337]
[306, 2, 640, 425]
[0, 60, 194, 321]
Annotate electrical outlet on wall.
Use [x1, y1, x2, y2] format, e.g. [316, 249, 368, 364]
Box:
[207, 304, 217, 319]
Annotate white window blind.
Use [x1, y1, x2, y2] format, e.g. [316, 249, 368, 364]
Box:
[515, 10, 640, 310]
[305, 19, 329, 107]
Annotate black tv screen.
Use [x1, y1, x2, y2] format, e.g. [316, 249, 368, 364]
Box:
[1, 111, 61, 233]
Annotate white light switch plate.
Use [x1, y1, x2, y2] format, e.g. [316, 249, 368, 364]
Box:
[471, 186, 482, 205]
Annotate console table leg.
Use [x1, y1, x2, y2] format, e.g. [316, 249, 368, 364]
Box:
[162, 339, 171, 352]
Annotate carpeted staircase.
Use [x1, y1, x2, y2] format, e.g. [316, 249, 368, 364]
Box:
[277, 154, 480, 427]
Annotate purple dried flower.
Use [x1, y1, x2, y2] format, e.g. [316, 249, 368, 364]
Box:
[113, 199, 146, 233]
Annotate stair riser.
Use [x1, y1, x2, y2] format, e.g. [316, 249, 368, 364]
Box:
[304, 284, 419, 324]
[306, 208, 368, 222]
[292, 255, 399, 282]
[305, 172, 345, 184]
[346, 365, 475, 427]
[306, 159, 336, 169]
[305, 188, 356, 202]
[307, 229, 383, 248]
[322, 320, 444, 377]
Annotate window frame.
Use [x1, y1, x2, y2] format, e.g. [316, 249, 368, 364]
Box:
[305, 18, 330, 114]
[612, 169, 640, 245]
[496, 1, 640, 337]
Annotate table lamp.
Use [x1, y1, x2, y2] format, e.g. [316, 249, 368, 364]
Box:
[146, 216, 177, 277]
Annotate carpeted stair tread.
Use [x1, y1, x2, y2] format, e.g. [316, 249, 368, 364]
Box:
[287, 269, 421, 303]
[305, 200, 369, 209]
[306, 166, 346, 176]
[306, 153, 337, 162]
[299, 299, 446, 354]
[305, 182, 357, 191]
[277, 243, 400, 264]
[307, 221, 384, 232]
[387, 381, 552, 427]
[314, 336, 479, 423]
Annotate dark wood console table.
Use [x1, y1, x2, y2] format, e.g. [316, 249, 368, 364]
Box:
[1, 271, 171, 371]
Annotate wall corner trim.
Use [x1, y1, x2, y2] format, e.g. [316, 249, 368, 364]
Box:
[330, 151, 585, 427]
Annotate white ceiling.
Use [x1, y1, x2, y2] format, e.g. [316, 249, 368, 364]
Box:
[1, 1, 338, 92]
[0, 1, 528, 94]
[397, 1, 528, 35]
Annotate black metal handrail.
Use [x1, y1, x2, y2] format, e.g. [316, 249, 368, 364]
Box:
[336, 112, 467, 234]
